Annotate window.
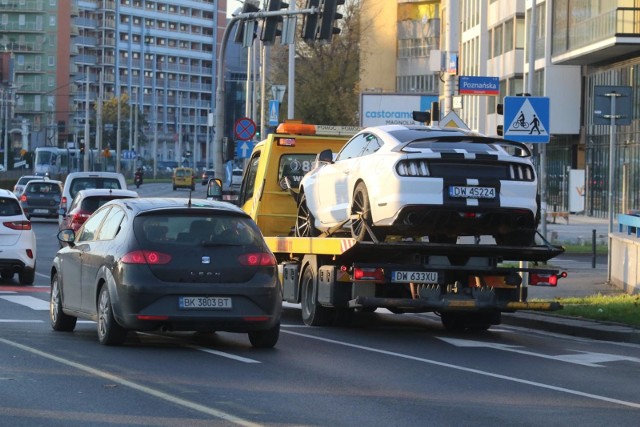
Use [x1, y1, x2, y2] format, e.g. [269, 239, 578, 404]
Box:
[78, 207, 110, 242]
[504, 19, 514, 52]
[337, 134, 369, 161]
[492, 24, 503, 57]
[97, 207, 125, 240]
[278, 154, 316, 189]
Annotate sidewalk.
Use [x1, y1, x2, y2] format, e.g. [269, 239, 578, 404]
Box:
[501, 213, 640, 344]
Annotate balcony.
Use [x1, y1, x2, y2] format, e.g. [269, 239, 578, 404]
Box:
[552, 7, 640, 65]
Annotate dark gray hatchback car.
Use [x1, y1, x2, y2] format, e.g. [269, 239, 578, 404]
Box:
[51, 198, 282, 347]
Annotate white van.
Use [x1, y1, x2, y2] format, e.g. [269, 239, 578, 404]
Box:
[59, 172, 127, 224]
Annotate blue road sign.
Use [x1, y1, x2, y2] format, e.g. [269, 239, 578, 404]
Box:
[504, 96, 550, 143]
[236, 140, 255, 159]
[459, 76, 499, 95]
[268, 100, 280, 126]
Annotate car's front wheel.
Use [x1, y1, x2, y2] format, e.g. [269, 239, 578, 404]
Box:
[248, 323, 280, 348]
[50, 272, 77, 332]
[97, 286, 128, 346]
[295, 191, 320, 237]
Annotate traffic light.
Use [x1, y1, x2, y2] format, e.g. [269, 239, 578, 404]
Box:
[261, 0, 288, 45]
[79, 141, 85, 155]
[318, 0, 344, 42]
[301, 0, 321, 41]
[233, 0, 260, 47]
[496, 103, 504, 136]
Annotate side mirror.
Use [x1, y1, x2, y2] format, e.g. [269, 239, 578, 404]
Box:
[206, 178, 223, 201]
[317, 149, 333, 164]
[57, 229, 76, 246]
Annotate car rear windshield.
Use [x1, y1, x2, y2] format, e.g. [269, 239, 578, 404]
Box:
[134, 213, 266, 248]
[27, 182, 61, 194]
[176, 169, 192, 177]
[70, 178, 122, 199]
[0, 198, 22, 216]
[81, 195, 133, 212]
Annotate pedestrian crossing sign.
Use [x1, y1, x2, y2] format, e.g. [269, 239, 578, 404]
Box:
[504, 96, 550, 143]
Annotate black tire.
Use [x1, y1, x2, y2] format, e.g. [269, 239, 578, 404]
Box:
[248, 323, 280, 348]
[333, 308, 354, 327]
[300, 266, 332, 326]
[441, 313, 466, 332]
[295, 191, 320, 237]
[351, 182, 375, 241]
[97, 286, 127, 346]
[1, 271, 14, 280]
[50, 272, 77, 332]
[19, 265, 35, 286]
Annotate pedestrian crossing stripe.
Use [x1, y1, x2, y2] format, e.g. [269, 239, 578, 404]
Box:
[506, 99, 548, 135]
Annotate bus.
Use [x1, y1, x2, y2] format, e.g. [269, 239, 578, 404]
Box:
[34, 147, 119, 179]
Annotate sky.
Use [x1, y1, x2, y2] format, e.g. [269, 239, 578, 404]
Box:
[227, 0, 244, 17]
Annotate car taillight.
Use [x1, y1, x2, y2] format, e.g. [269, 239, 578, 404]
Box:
[3, 221, 32, 231]
[238, 252, 276, 266]
[20, 194, 27, 202]
[509, 163, 535, 181]
[121, 250, 172, 265]
[354, 267, 385, 282]
[71, 210, 91, 224]
[396, 160, 430, 177]
[61, 196, 67, 207]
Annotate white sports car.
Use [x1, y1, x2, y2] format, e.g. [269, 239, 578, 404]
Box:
[294, 125, 540, 246]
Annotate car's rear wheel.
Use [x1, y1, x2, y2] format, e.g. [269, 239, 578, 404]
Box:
[248, 323, 280, 348]
[50, 272, 77, 332]
[295, 191, 320, 237]
[19, 265, 35, 286]
[97, 286, 128, 346]
[300, 266, 332, 326]
[351, 182, 385, 242]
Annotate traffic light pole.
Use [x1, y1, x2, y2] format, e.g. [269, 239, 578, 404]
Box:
[213, 7, 319, 185]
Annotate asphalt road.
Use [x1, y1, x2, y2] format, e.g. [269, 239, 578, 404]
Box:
[1, 183, 639, 425]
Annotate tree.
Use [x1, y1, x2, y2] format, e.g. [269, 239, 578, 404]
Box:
[97, 94, 148, 151]
[269, 0, 361, 126]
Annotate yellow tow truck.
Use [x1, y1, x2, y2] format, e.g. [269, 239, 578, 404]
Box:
[223, 121, 566, 330]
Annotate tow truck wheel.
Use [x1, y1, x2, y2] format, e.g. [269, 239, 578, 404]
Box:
[300, 266, 332, 326]
[295, 191, 320, 237]
[351, 182, 386, 242]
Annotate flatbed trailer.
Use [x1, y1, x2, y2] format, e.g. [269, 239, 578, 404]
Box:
[268, 235, 564, 330]
[230, 121, 566, 331]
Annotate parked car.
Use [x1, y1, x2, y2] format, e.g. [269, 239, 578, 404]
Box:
[51, 198, 281, 347]
[172, 167, 195, 190]
[12, 175, 42, 196]
[19, 178, 63, 220]
[295, 125, 540, 246]
[0, 189, 36, 285]
[58, 188, 139, 238]
[201, 169, 215, 185]
[59, 172, 127, 224]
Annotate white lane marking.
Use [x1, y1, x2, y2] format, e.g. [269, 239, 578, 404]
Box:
[0, 295, 49, 310]
[0, 291, 17, 294]
[188, 346, 261, 364]
[0, 338, 262, 427]
[281, 329, 640, 409]
[0, 320, 43, 323]
[438, 337, 635, 368]
[36, 272, 49, 279]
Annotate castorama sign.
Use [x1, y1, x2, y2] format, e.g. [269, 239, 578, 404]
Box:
[360, 93, 439, 127]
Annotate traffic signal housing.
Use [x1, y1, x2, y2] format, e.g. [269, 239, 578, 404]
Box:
[79, 141, 86, 155]
[496, 103, 504, 136]
[301, 0, 321, 41]
[261, 0, 288, 45]
[318, 0, 344, 42]
[233, 0, 260, 47]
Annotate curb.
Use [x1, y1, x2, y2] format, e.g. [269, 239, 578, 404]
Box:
[502, 312, 640, 344]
